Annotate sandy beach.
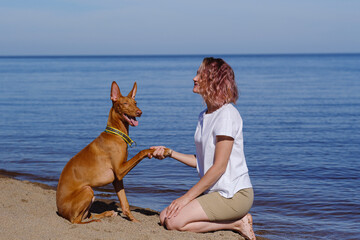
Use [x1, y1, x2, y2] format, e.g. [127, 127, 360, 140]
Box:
[0, 174, 267, 240]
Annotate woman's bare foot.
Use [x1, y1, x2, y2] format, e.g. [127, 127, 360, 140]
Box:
[233, 213, 256, 240]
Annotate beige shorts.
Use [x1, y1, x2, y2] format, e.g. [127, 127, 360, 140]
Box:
[197, 188, 254, 221]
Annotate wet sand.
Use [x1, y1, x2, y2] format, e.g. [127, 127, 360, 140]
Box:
[0, 173, 267, 240]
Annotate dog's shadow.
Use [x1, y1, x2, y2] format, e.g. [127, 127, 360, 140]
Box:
[90, 200, 159, 220]
[90, 201, 118, 214]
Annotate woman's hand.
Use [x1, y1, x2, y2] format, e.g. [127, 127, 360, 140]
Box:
[148, 146, 171, 159]
[165, 195, 191, 219]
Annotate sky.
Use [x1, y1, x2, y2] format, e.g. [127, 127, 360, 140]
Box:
[0, 0, 359, 55]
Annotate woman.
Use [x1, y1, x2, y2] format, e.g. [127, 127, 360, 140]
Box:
[149, 57, 256, 240]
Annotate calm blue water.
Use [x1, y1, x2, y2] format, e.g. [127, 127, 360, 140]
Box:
[0, 54, 359, 240]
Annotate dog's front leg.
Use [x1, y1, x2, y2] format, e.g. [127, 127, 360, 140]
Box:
[113, 148, 171, 222]
[112, 178, 138, 222]
[115, 148, 171, 181]
[114, 149, 154, 180]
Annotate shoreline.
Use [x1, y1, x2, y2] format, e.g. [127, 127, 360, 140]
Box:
[0, 172, 268, 240]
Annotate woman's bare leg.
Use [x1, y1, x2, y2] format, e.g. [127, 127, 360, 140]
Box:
[160, 199, 255, 240]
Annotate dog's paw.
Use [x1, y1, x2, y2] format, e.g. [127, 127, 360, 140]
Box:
[131, 218, 140, 223]
[104, 210, 117, 218]
[163, 148, 173, 158]
[111, 211, 118, 217]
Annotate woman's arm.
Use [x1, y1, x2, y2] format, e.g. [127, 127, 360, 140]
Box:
[165, 135, 234, 218]
[169, 150, 197, 168]
[149, 146, 197, 168]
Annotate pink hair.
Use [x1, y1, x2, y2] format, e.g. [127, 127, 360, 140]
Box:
[198, 57, 239, 108]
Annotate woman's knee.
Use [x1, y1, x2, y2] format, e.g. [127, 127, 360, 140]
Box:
[164, 216, 183, 231]
[159, 208, 167, 226]
[160, 207, 182, 229]
[161, 199, 207, 231]
[160, 208, 186, 231]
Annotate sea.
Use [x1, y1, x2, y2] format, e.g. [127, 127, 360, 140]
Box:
[0, 54, 359, 240]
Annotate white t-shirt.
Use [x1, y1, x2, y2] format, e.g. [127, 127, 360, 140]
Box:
[194, 103, 252, 198]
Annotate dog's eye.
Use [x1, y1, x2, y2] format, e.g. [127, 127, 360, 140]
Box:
[123, 102, 128, 105]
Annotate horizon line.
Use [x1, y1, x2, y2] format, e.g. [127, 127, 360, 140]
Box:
[0, 52, 359, 58]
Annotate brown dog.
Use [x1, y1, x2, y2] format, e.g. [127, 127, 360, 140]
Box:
[56, 81, 171, 224]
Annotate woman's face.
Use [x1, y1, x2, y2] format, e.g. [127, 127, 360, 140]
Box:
[193, 69, 201, 94]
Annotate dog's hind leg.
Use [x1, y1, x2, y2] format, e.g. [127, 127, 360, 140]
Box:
[89, 209, 118, 220]
[70, 186, 97, 224]
[71, 187, 116, 224]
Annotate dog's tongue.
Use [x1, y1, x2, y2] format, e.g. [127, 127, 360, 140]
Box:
[130, 118, 138, 127]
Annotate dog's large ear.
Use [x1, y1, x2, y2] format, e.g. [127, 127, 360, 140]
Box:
[111, 81, 122, 102]
[127, 82, 137, 99]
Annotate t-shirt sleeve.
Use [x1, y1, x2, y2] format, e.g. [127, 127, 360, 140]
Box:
[213, 108, 240, 138]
